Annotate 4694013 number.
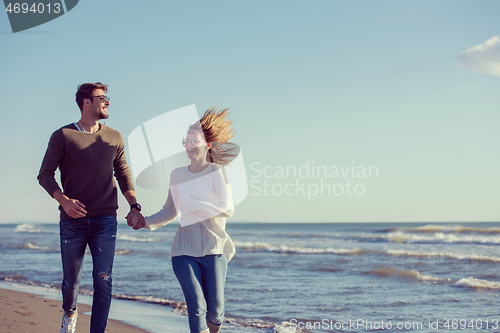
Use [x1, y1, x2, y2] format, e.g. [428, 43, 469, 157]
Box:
[5, 3, 61, 14]
[444, 319, 499, 330]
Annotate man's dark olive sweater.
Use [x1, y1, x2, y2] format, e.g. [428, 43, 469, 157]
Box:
[38, 123, 135, 220]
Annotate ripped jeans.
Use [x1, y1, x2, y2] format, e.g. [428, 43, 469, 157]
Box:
[60, 214, 117, 333]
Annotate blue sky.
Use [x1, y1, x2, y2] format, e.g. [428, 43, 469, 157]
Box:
[1, 0, 499, 223]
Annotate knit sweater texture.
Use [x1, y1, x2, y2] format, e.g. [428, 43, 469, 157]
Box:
[145, 163, 236, 262]
[37, 123, 135, 220]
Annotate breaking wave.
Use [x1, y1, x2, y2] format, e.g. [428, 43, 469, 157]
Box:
[117, 234, 158, 243]
[20, 243, 51, 250]
[234, 241, 367, 255]
[14, 224, 44, 234]
[115, 249, 132, 255]
[387, 250, 500, 263]
[455, 277, 500, 290]
[404, 225, 500, 235]
[365, 268, 446, 282]
[383, 231, 500, 245]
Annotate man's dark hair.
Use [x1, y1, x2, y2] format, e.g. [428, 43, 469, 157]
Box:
[75, 82, 108, 111]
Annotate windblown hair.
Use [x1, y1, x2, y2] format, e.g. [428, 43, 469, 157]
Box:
[189, 107, 239, 166]
[75, 82, 108, 111]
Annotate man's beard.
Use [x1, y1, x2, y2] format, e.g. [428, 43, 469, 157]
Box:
[97, 109, 109, 119]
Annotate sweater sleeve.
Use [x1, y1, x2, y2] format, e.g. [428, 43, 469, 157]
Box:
[145, 189, 178, 230]
[37, 130, 64, 197]
[113, 133, 135, 194]
[178, 167, 234, 219]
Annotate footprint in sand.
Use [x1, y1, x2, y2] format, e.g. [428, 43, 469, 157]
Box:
[14, 311, 34, 316]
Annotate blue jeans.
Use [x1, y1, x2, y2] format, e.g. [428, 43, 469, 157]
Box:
[60, 214, 117, 333]
[172, 254, 227, 333]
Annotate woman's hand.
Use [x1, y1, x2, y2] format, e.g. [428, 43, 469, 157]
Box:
[126, 211, 146, 230]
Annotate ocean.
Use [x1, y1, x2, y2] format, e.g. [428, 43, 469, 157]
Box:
[1, 221, 499, 333]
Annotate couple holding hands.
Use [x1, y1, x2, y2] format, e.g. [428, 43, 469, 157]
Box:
[38, 82, 236, 333]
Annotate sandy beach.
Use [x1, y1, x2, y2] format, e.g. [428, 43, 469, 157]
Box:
[0, 288, 151, 333]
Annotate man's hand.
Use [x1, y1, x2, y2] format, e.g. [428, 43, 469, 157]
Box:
[126, 209, 145, 230]
[123, 191, 145, 230]
[53, 190, 87, 218]
[62, 198, 87, 218]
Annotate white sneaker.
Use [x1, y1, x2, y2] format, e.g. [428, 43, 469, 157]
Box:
[60, 311, 77, 333]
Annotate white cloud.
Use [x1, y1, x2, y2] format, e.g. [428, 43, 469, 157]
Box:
[456, 35, 500, 77]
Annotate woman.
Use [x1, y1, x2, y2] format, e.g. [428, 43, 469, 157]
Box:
[130, 107, 237, 333]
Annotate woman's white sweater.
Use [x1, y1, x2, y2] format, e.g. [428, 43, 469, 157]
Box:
[145, 163, 235, 261]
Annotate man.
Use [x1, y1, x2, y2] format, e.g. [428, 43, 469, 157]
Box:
[37, 82, 143, 333]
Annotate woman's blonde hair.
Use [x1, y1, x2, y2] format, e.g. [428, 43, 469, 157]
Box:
[188, 107, 239, 166]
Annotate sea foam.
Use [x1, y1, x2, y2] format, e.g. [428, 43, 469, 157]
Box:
[404, 225, 500, 235]
[366, 268, 445, 282]
[234, 241, 365, 255]
[21, 243, 50, 250]
[387, 250, 500, 263]
[113, 293, 279, 330]
[117, 234, 158, 242]
[455, 277, 500, 290]
[384, 231, 500, 245]
[14, 224, 44, 233]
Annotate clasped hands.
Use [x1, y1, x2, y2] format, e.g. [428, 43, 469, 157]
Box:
[126, 209, 145, 230]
